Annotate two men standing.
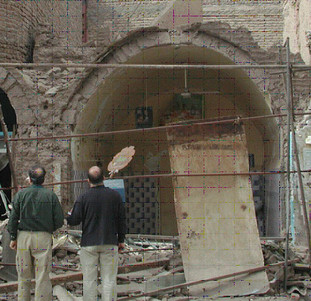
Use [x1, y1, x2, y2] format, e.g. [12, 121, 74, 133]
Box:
[7, 165, 126, 301]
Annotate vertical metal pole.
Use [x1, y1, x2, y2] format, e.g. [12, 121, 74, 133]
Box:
[284, 37, 292, 291]
[283, 38, 311, 291]
[285, 42, 311, 261]
[0, 107, 18, 194]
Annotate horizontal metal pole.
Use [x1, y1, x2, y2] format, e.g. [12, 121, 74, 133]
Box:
[6, 112, 311, 142]
[0, 259, 171, 293]
[0, 62, 310, 70]
[1, 169, 310, 191]
[0, 62, 292, 69]
[126, 233, 179, 241]
[0, 262, 79, 272]
[66, 231, 284, 242]
[260, 237, 286, 241]
[118, 259, 300, 300]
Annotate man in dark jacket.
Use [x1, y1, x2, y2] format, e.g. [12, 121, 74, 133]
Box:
[8, 165, 64, 301]
[67, 166, 126, 301]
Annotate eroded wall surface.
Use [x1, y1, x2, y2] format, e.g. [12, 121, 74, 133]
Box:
[0, 1, 82, 63]
[283, 0, 311, 64]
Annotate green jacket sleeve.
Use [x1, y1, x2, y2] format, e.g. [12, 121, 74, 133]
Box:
[7, 193, 21, 240]
[52, 193, 64, 231]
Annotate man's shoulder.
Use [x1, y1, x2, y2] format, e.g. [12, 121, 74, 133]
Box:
[36, 186, 58, 198]
[106, 187, 122, 201]
[85, 186, 121, 198]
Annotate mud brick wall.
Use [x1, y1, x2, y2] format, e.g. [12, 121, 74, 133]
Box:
[86, 0, 172, 45]
[202, 0, 283, 50]
[0, 1, 82, 63]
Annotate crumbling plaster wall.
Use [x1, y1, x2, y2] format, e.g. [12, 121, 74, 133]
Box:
[0, 1, 82, 63]
[283, 0, 311, 64]
[202, 0, 283, 50]
[85, 0, 283, 56]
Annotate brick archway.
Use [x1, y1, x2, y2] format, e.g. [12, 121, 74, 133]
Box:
[70, 28, 283, 236]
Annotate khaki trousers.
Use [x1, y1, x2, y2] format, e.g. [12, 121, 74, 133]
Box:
[16, 231, 52, 301]
[80, 245, 118, 301]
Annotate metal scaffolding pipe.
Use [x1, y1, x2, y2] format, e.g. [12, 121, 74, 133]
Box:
[4, 112, 311, 143]
[0, 62, 310, 70]
[284, 39, 311, 290]
[284, 38, 292, 290]
[285, 40, 311, 261]
[0, 62, 289, 69]
[119, 259, 299, 300]
[1, 169, 310, 191]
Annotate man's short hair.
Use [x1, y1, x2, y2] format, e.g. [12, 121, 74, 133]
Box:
[88, 166, 104, 185]
[28, 165, 46, 185]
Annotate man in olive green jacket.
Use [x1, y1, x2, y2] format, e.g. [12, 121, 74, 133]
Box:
[8, 165, 64, 301]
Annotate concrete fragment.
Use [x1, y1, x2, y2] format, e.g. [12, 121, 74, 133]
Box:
[37, 82, 49, 93]
[45, 86, 59, 96]
[0, 229, 17, 281]
[62, 110, 77, 125]
[0, 67, 8, 84]
[1, 75, 16, 91]
[145, 272, 185, 293]
[55, 249, 67, 259]
[4, 84, 25, 100]
[53, 285, 76, 301]
[21, 73, 35, 89]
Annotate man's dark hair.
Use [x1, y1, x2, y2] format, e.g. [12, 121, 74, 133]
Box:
[88, 166, 104, 185]
[28, 165, 46, 185]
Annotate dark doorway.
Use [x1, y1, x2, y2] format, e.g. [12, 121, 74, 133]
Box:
[0, 89, 17, 220]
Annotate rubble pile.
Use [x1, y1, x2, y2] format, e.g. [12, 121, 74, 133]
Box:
[21, 65, 85, 98]
[0, 231, 311, 300]
[262, 240, 311, 299]
[50, 233, 184, 300]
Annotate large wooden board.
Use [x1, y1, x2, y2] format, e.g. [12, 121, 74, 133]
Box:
[167, 122, 269, 297]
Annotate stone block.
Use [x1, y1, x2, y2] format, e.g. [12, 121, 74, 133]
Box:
[62, 110, 77, 125]
[5, 84, 26, 102]
[0, 67, 8, 85]
[1, 75, 16, 92]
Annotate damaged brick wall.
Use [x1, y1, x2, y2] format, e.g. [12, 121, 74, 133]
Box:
[86, 0, 172, 46]
[202, 0, 283, 50]
[85, 0, 283, 50]
[0, 1, 82, 63]
[0, 1, 39, 62]
[33, 1, 83, 63]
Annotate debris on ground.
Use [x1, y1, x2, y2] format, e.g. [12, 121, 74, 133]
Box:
[0, 226, 310, 300]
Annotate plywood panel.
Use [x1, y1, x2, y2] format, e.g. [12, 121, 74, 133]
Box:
[166, 121, 269, 297]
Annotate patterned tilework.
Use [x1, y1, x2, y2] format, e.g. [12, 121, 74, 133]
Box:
[124, 177, 159, 235]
